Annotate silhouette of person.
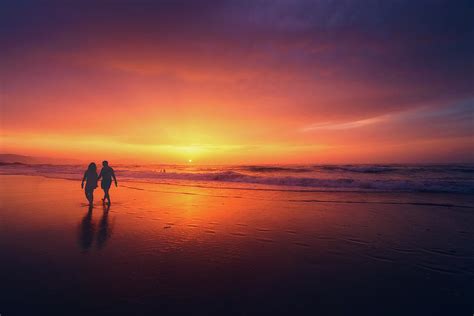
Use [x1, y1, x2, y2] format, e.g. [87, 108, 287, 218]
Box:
[98, 160, 117, 205]
[81, 162, 98, 206]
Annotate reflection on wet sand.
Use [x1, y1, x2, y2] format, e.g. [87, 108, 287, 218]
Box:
[97, 203, 113, 249]
[78, 203, 113, 251]
[78, 206, 95, 251]
[1, 175, 473, 315]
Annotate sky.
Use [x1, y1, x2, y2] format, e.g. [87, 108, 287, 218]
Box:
[1, 0, 473, 164]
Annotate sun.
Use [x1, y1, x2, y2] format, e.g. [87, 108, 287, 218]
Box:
[188, 159, 193, 163]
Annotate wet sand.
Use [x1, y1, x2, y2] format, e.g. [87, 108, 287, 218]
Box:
[0, 175, 473, 315]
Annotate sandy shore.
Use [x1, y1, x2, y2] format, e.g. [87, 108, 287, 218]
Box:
[0, 175, 473, 315]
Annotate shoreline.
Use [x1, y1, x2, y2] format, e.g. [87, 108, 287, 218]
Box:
[2, 174, 473, 209]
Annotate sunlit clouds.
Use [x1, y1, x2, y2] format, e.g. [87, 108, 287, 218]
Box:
[1, 1, 472, 163]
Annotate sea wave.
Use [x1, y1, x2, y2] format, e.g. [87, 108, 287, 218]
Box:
[1, 163, 473, 193]
[319, 165, 398, 173]
[241, 166, 313, 173]
[116, 170, 473, 193]
[318, 164, 474, 174]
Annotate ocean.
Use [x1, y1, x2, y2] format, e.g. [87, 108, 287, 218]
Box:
[1, 162, 473, 194]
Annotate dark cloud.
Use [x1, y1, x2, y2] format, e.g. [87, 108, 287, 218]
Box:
[1, 0, 473, 118]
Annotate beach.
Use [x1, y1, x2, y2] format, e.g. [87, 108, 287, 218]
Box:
[3, 1, 472, 314]
[0, 174, 472, 315]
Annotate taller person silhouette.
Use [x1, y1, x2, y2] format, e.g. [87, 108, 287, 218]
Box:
[98, 160, 117, 205]
[81, 162, 98, 206]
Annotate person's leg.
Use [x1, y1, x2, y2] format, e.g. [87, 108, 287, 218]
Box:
[105, 188, 111, 204]
[85, 189, 93, 205]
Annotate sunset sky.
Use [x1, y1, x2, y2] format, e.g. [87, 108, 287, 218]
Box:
[1, 0, 473, 164]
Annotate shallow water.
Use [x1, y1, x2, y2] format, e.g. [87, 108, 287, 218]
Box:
[1, 162, 473, 193]
[0, 175, 473, 315]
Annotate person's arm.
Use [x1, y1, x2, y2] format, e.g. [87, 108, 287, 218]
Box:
[81, 171, 87, 189]
[98, 170, 102, 181]
[112, 169, 118, 187]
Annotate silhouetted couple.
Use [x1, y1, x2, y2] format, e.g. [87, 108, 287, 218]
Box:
[81, 161, 117, 206]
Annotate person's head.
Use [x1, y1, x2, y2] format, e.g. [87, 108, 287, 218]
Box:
[87, 162, 97, 172]
[102, 160, 109, 167]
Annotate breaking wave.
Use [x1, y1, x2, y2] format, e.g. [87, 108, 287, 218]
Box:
[1, 163, 473, 193]
[119, 170, 473, 193]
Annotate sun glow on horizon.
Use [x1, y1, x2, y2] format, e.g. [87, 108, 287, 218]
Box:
[1, 1, 472, 164]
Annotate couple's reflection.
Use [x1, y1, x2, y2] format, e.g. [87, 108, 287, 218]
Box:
[79, 203, 114, 251]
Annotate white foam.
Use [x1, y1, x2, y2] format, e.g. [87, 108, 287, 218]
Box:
[1, 163, 473, 193]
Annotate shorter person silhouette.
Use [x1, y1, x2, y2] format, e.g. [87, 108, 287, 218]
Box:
[98, 160, 117, 205]
[81, 162, 98, 206]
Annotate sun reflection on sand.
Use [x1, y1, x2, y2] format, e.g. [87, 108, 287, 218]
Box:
[0, 175, 473, 315]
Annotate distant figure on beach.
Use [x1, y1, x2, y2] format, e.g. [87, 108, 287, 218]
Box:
[98, 160, 117, 205]
[81, 163, 98, 206]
